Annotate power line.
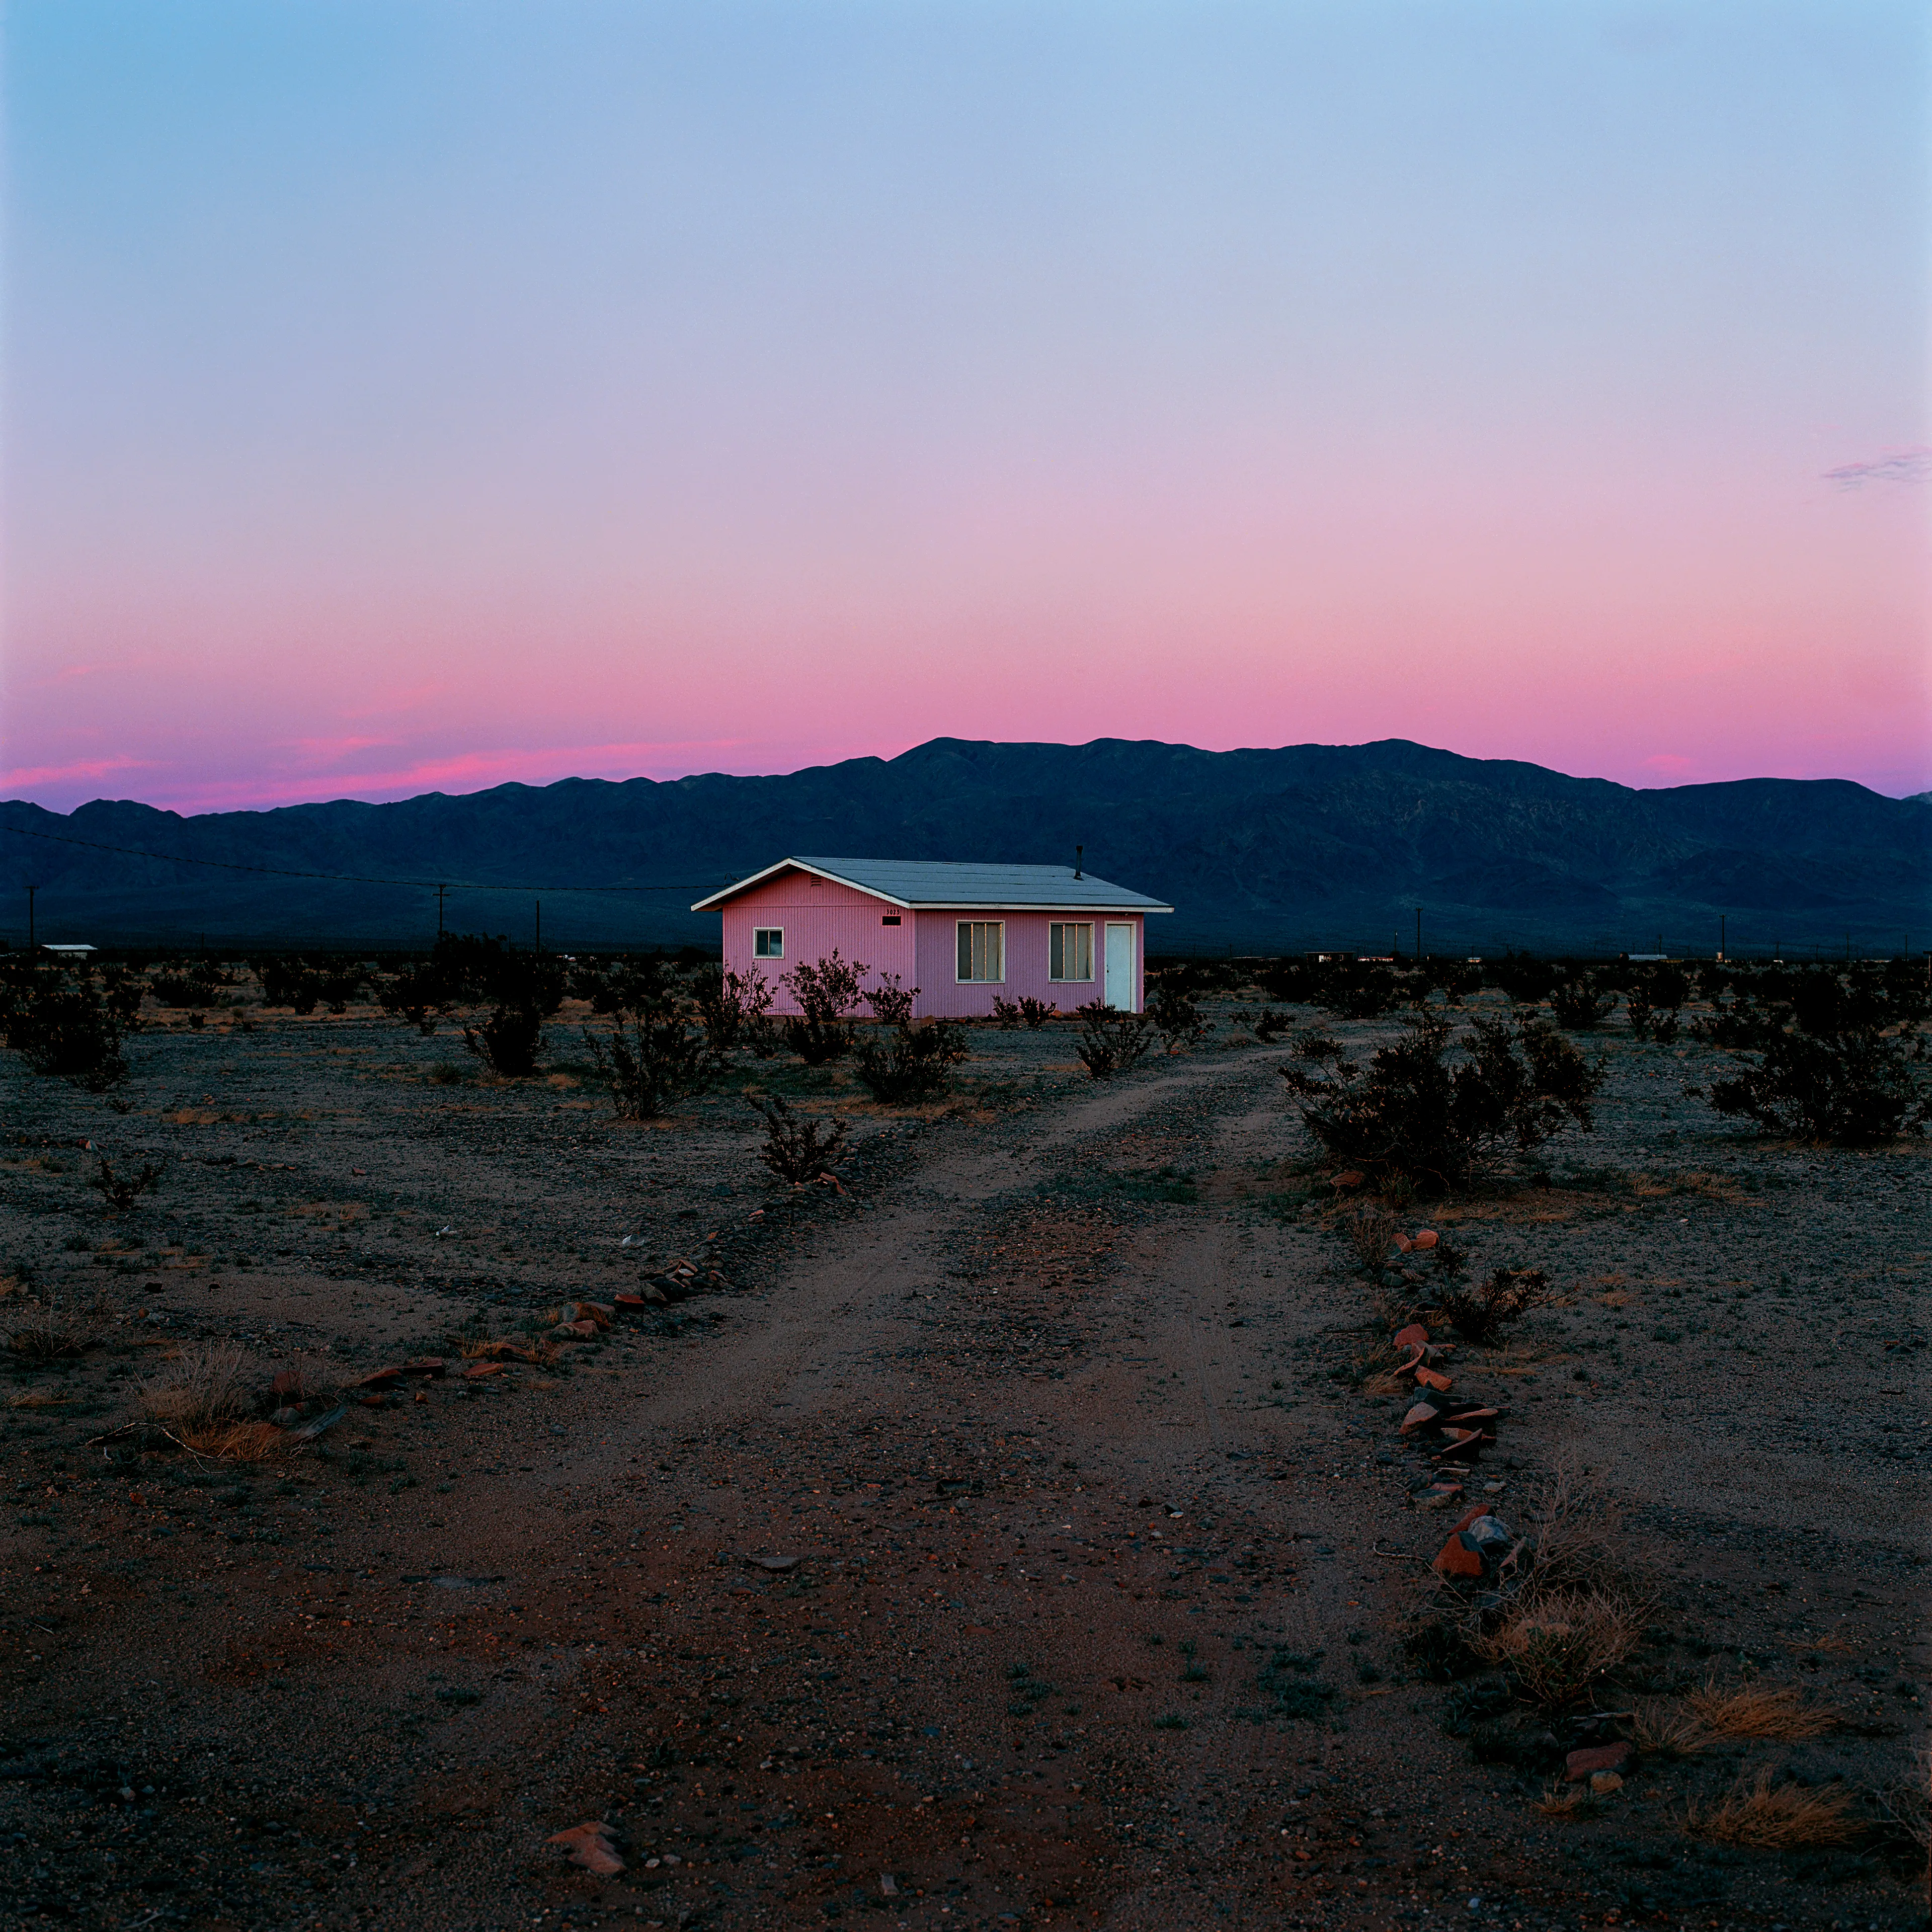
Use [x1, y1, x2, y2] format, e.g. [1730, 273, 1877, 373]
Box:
[2, 823, 715, 897]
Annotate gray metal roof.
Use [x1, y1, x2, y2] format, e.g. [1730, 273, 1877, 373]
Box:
[691, 856, 1172, 913]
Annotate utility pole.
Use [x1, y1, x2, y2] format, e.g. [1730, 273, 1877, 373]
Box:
[436, 884, 448, 939]
[26, 886, 34, 950]
[534, 899, 541, 954]
[1416, 907, 1422, 962]
[1718, 914, 1725, 961]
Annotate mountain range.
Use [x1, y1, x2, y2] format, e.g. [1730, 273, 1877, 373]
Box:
[4, 738, 1927, 957]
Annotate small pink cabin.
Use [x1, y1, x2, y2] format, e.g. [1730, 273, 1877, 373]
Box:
[691, 857, 1173, 1019]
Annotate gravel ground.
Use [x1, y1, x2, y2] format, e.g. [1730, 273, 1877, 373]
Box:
[0, 986, 1925, 1932]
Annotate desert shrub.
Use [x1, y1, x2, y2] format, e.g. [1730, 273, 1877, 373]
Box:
[149, 970, 222, 1009]
[1249, 1008, 1292, 1042]
[462, 1002, 545, 1077]
[1147, 982, 1209, 1052]
[783, 950, 867, 1065]
[1549, 975, 1616, 1030]
[751, 1094, 848, 1184]
[1075, 1004, 1155, 1079]
[139, 1341, 255, 1433]
[1475, 1589, 1641, 1706]
[863, 973, 917, 1029]
[1312, 959, 1401, 1019]
[1292, 1025, 1338, 1059]
[1434, 1265, 1553, 1342]
[257, 957, 319, 1012]
[434, 933, 565, 1014]
[4, 977, 131, 1090]
[854, 1018, 967, 1103]
[696, 965, 776, 1057]
[1280, 1010, 1603, 1194]
[583, 1009, 714, 1119]
[378, 963, 449, 1035]
[1692, 1013, 1929, 1145]
[89, 1154, 165, 1215]
[1484, 954, 1562, 1005]
[991, 995, 1021, 1029]
[1422, 959, 1483, 1006]
[1017, 997, 1057, 1028]
[1256, 959, 1317, 1003]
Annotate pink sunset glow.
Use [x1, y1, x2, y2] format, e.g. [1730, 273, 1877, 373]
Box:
[4, 2, 1927, 812]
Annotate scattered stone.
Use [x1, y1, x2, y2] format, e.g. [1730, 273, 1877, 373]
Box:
[1393, 1324, 1430, 1352]
[1590, 1770, 1624, 1795]
[569, 1302, 612, 1330]
[880, 1874, 899, 1897]
[401, 1358, 446, 1378]
[548, 1820, 624, 1876]
[352, 1367, 403, 1390]
[1431, 1533, 1485, 1579]
[1565, 1742, 1632, 1782]
[1411, 1230, 1439, 1250]
[1400, 1401, 1443, 1434]
[552, 1319, 600, 1339]
[462, 1362, 506, 1381]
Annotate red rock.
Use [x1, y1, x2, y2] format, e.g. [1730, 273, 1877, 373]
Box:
[1414, 1365, 1453, 1392]
[1334, 1171, 1365, 1189]
[1450, 1503, 1490, 1534]
[1431, 1533, 1485, 1579]
[1412, 1230, 1439, 1250]
[271, 1370, 306, 1400]
[1565, 1742, 1632, 1782]
[353, 1367, 403, 1389]
[401, 1357, 446, 1377]
[355, 1394, 386, 1409]
[1393, 1323, 1429, 1351]
[1393, 1234, 1413, 1252]
[548, 1821, 624, 1876]
[413, 1390, 429, 1405]
[462, 1362, 506, 1381]
[553, 1319, 598, 1338]
[570, 1302, 612, 1330]
[1400, 1402, 1442, 1435]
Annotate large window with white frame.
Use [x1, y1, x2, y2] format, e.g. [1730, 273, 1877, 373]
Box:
[753, 927, 784, 958]
[1049, 921, 1094, 982]
[956, 921, 1004, 983]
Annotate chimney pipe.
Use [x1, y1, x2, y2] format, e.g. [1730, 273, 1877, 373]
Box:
[1074, 844, 1083, 879]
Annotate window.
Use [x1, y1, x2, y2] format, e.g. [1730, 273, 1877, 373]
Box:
[881, 914, 902, 926]
[956, 921, 1004, 983]
[753, 928, 784, 959]
[1050, 921, 1094, 982]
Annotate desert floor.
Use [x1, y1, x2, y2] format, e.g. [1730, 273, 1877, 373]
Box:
[1, 988, 1925, 1932]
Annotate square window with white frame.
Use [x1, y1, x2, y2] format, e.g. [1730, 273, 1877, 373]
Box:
[956, 920, 1004, 983]
[1049, 920, 1094, 982]
[753, 927, 784, 959]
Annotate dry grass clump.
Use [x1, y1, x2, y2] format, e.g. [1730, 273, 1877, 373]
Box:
[1685, 1768, 1856, 1848]
[1475, 1588, 1643, 1705]
[8, 1300, 97, 1364]
[138, 1341, 256, 1433]
[1631, 1697, 1706, 1757]
[1536, 1781, 1596, 1819]
[1345, 1204, 1397, 1273]
[172, 1419, 288, 1462]
[1687, 1681, 1836, 1741]
[1515, 1458, 1625, 1595]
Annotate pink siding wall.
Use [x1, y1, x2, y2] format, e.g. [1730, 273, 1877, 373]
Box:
[715, 869, 1146, 1018]
[913, 909, 1145, 1018]
[719, 870, 916, 1016]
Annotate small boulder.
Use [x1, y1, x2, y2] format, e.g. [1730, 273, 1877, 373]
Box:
[1411, 1230, 1439, 1250]
[1565, 1742, 1632, 1782]
[548, 1820, 624, 1876]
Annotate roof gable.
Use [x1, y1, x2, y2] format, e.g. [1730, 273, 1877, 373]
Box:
[691, 856, 1171, 913]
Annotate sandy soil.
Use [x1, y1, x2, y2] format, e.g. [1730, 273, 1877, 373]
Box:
[1, 987, 1925, 1932]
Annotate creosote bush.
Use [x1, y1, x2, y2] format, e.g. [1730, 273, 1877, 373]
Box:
[854, 1014, 967, 1103]
[89, 1154, 166, 1215]
[462, 1003, 545, 1077]
[752, 1094, 848, 1184]
[1434, 1266, 1554, 1343]
[1016, 997, 1057, 1028]
[1147, 982, 1209, 1052]
[862, 973, 916, 1030]
[584, 1009, 714, 1119]
[1281, 1010, 1603, 1195]
[783, 950, 867, 1065]
[1, 970, 132, 1090]
[1075, 1003, 1155, 1079]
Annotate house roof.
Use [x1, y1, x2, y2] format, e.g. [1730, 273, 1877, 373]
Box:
[690, 856, 1172, 914]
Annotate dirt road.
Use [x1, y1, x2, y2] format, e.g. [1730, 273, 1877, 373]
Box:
[2, 1011, 1923, 1930]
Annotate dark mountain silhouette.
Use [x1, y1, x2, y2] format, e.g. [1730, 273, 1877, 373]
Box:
[3, 738, 1926, 956]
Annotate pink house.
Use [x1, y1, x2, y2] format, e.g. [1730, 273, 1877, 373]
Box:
[691, 857, 1173, 1019]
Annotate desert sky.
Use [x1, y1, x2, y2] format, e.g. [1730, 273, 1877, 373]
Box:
[3, 0, 1927, 812]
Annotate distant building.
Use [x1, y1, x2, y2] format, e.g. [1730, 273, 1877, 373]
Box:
[691, 857, 1172, 1017]
[40, 943, 96, 956]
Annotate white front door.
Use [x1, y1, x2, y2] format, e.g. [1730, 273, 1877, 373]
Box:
[1103, 922, 1135, 1010]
